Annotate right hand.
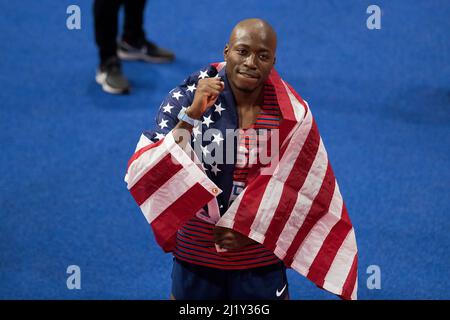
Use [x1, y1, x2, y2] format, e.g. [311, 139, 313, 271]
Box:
[187, 78, 225, 119]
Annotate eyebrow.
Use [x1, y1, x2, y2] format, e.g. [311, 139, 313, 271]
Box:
[233, 43, 271, 52]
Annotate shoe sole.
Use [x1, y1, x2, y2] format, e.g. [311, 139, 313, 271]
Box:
[117, 49, 174, 63]
[95, 72, 130, 95]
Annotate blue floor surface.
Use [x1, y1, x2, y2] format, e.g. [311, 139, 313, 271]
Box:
[0, 0, 449, 299]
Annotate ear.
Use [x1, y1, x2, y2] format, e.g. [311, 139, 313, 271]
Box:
[223, 44, 229, 61]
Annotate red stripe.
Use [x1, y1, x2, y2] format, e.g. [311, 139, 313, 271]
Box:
[263, 121, 321, 251]
[229, 77, 296, 216]
[260, 109, 281, 114]
[234, 173, 249, 177]
[180, 225, 213, 241]
[127, 138, 164, 170]
[151, 183, 215, 252]
[232, 101, 282, 189]
[175, 240, 277, 260]
[231, 77, 307, 238]
[267, 69, 297, 144]
[178, 217, 280, 256]
[306, 207, 353, 287]
[184, 221, 214, 232]
[283, 163, 336, 266]
[256, 118, 280, 123]
[340, 253, 358, 300]
[173, 254, 280, 270]
[340, 203, 352, 224]
[256, 125, 279, 129]
[129, 153, 183, 205]
[234, 122, 297, 224]
[232, 174, 272, 236]
[268, 69, 295, 122]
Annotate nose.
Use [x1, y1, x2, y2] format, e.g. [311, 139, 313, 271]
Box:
[243, 53, 257, 69]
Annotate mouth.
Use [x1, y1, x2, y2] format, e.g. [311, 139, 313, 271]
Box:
[237, 70, 260, 79]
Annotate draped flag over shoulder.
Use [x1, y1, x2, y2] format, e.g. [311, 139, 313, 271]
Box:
[124, 64, 358, 300]
[125, 133, 222, 253]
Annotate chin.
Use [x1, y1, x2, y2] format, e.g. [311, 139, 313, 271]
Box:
[234, 80, 260, 93]
[235, 84, 254, 92]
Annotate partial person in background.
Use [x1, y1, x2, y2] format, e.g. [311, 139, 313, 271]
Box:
[93, 0, 175, 94]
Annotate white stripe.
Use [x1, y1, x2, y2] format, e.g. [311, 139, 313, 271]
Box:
[139, 167, 199, 223]
[275, 140, 329, 258]
[278, 88, 309, 152]
[273, 109, 313, 182]
[216, 62, 226, 71]
[132, 131, 222, 223]
[282, 81, 306, 122]
[289, 184, 343, 274]
[351, 274, 358, 300]
[323, 229, 357, 294]
[125, 134, 153, 184]
[181, 140, 222, 224]
[164, 132, 222, 196]
[248, 225, 267, 244]
[216, 187, 248, 229]
[215, 215, 234, 229]
[126, 138, 170, 189]
[248, 109, 313, 234]
[134, 134, 153, 152]
[206, 198, 221, 224]
[247, 179, 284, 241]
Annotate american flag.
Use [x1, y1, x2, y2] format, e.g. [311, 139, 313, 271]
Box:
[125, 62, 358, 300]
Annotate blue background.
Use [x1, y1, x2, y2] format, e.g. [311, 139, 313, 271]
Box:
[0, 0, 449, 299]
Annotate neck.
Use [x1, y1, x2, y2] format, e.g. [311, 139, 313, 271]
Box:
[229, 82, 264, 109]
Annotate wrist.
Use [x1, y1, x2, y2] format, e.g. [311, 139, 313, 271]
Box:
[186, 103, 203, 120]
[178, 107, 201, 127]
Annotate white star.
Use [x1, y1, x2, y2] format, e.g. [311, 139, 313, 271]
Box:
[201, 163, 208, 171]
[212, 132, 224, 146]
[210, 163, 221, 176]
[202, 115, 214, 128]
[198, 70, 209, 79]
[172, 91, 183, 100]
[200, 145, 210, 156]
[192, 125, 201, 137]
[162, 103, 174, 114]
[214, 103, 226, 115]
[187, 83, 196, 93]
[158, 119, 168, 130]
[154, 132, 166, 141]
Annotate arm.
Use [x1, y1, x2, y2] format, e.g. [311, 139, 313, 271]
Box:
[125, 78, 224, 252]
[172, 77, 224, 148]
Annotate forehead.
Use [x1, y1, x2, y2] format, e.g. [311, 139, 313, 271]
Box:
[230, 27, 276, 51]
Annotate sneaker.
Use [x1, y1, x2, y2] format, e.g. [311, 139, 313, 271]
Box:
[95, 57, 130, 94]
[117, 39, 175, 63]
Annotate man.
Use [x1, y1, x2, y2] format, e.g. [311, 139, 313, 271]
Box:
[94, 0, 175, 94]
[125, 19, 358, 300]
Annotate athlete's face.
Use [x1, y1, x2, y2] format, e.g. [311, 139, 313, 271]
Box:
[224, 24, 276, 93]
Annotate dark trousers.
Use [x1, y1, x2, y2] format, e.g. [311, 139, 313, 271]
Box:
[93, 0, 147, 64]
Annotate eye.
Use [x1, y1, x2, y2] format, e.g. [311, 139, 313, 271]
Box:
[259, 53, 270, 61]
[236, 48, 247, 55]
